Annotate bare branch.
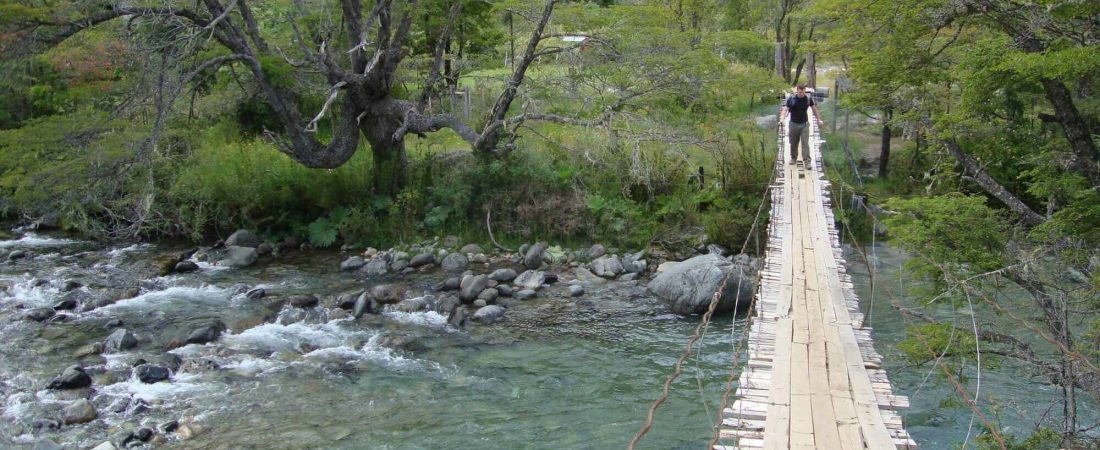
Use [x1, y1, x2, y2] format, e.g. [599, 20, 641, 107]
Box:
[306, 81, 348, 132]
[205, 0, 238, 30]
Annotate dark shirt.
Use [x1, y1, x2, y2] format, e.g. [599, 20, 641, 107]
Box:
[786, 95, 815, 124]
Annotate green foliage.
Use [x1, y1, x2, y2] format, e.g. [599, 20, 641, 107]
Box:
[897, 323, 979, 364]
[166, 120, 374, 238]
[882, 195, 1007, 282]
[976, 427, 1061, 450]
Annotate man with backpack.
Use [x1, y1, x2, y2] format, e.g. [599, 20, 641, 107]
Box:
[780, 85, 825, 165]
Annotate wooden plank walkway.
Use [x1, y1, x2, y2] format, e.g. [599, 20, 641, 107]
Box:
[715, 107, 916, 450]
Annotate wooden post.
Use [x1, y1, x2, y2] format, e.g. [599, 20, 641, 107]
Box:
[775, 42, 786, 80]
[807, 52, 817, 88]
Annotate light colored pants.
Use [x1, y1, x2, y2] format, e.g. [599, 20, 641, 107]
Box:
[788, 121, 810, 161]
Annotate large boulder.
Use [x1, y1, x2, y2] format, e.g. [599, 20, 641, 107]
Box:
[103, 329, 138, 353]
[459, 275, 489, 302]
[589, 255, 624, 278]
[47, 366, 92, 390]
[225, 230, 262, 248]
[440, 253, 469, 272]
[524, 242, 546, 270]
[219, 246, 258, 268]
[647, 254, 754, 315]
[513, 270, 546, 290]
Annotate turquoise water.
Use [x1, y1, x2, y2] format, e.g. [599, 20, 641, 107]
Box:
[0, 231, 1090, 449]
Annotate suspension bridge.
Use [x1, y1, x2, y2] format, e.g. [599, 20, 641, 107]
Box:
[713, 100, 916, 449]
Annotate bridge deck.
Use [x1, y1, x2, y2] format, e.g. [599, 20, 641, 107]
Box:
[715, 114, 915, 449]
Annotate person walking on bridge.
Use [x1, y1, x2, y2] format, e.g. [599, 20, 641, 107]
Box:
[780, 84, 824, 165]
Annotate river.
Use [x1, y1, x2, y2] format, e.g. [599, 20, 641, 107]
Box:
[0, 229, 1091, 448]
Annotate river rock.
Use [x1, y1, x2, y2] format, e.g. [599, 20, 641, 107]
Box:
[75, 342, 104, 358]
[435, 277, 462, 291]
[256, 242, 274, 256]
[48, 365, 92, 390]
[441, 253, 469, 271]
[133, 427, 155, 442]
[288, 294, 319, 308]
[477, 288, 499, 303]
[409, 252, 435, 268]
[52, 295, 79, 311]
[471, 305, 505, 324]
[62, 280, 83, 292]
[32, 439, 62, 450]
[9, 250, 27, 260]
[459, 244, 484, 254]
[447, 306, 467, 327]
[133, 365, 171, 383]
[587, 244, 606, 261]
[444, 235, 461, 248]
[516, 289, 537, 300]
[459, 274, 489, 302]
[569, 285, 585, 297]
[104, 329, 138, 352]
[225, 229, 261, 248]
[619, 273, 638, 281]
[90, 442, 115, 450]
[524, 242, 546, 269]
[152, 353, 182, 372]
[158, 420, 179, 433]
[107, 398, 129, 413]
[340, 256, 366, 271]
[185, 321, 226, 345]
[390, 259, 409, 272]
[497, 285, 514, 297]
[62, 399, 97, 424]
[489, 268, 518, 282]
[174, 261, 199, 273]
[220, 246, 258, 268]
[359, 259, 388, 276]
[473, 299, 487, 308]
[646, 254, 754, 315]
[622, 251, 647, 274]
[390, 296, 425, 312]
[571, 267, 606, 284]
[246, 288, 266, 300]
[514, 270, 546, 290]
[25, 307, 55, 322]
[369, 284, 405, 304]
[589, 255, 623, 278]
[706, 244, 729, 257]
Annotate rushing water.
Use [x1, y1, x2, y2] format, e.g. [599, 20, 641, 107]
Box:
[0, 229, 1090, 449]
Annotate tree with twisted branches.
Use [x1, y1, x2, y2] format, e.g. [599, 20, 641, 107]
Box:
[6, 0, 562, 195]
